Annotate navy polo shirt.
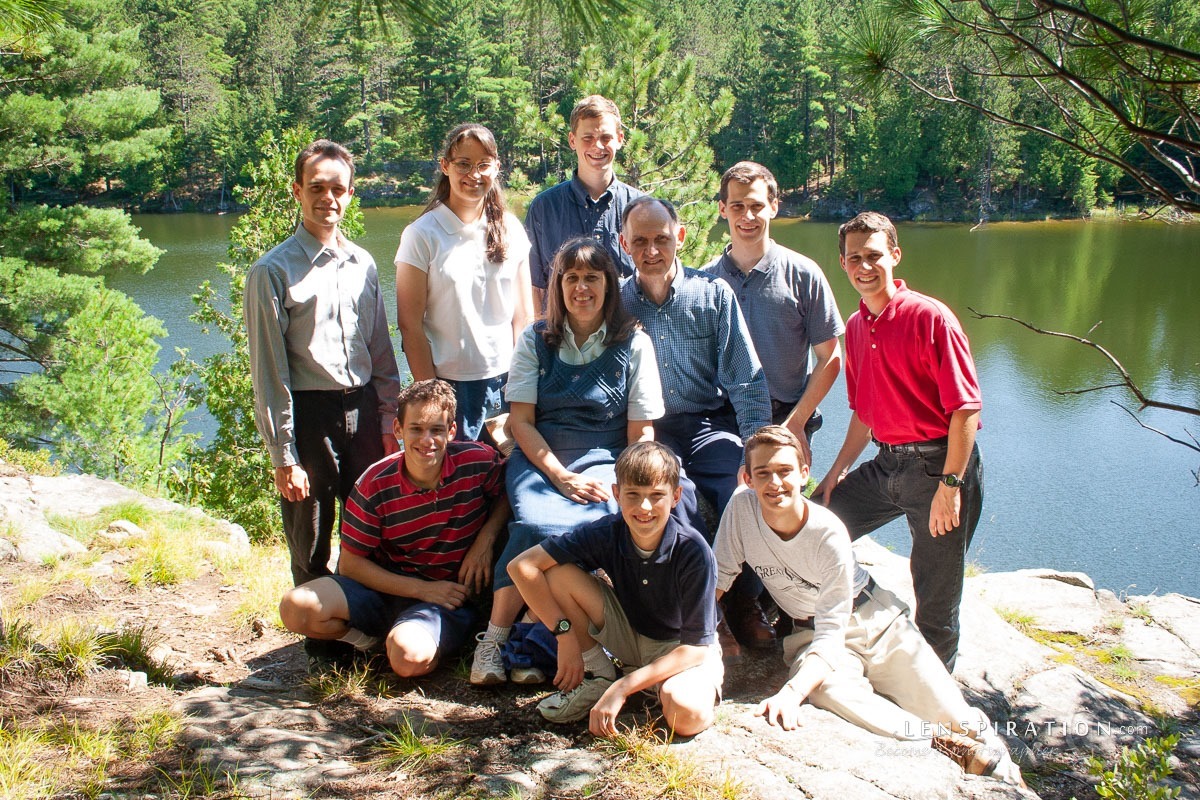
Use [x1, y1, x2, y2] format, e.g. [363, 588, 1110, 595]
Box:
[524, 173, 644, 291]
[541, 514, 718, 646]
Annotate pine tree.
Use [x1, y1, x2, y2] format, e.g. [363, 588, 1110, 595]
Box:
[0, 206, 191, 486]
[573, 16, 733, 264]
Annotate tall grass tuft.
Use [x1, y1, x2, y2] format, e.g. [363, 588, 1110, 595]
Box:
[0, 726, 58, 800]
[373, 717, 465, 773]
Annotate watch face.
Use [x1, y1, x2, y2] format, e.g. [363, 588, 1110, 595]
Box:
[555, 619, 571, 635]
[943, 475, 962, 488]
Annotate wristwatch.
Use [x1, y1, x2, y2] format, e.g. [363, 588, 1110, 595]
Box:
[552, 618, 572, 637]
[941, 474, 964, 489]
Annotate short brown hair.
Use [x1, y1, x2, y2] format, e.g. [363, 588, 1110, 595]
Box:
[744, 425, 808, 469]
[838, 211, 898, 255]
[397, 379, 457, 428]
[720, 161, 779, 203]
[570, 95, 621, 132]
[294, 139, 355, 187]
[615, 441, 680, 489]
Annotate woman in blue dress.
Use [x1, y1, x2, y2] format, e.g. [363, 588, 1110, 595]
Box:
[469, 237, 664, 685]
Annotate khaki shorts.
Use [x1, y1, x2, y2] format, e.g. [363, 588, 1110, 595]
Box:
[588, 576, 724, 702]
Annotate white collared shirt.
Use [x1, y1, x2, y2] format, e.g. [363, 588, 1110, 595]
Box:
[395, 204, 531, 380]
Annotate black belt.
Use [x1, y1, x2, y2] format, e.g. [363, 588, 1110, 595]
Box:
[295, 384, 367, 398]
[792, 576, 876, 629]
[873, 437, 948, 455]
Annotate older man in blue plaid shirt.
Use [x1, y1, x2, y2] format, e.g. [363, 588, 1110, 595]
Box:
[618, 196, 774, 654]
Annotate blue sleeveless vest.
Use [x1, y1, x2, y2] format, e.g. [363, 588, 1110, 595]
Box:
[532, 320, 632, 460]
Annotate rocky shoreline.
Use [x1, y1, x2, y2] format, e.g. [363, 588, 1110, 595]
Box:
[2, 464, 1197, 799]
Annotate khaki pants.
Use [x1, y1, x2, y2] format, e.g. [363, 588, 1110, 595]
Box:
[589, 577, 725, 703]
[784, 584, 986, 741]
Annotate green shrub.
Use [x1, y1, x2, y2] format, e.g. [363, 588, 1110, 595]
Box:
[1087, 735, 1182, 800]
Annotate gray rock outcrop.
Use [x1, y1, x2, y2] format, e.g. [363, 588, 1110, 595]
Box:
[0, 468, 248, 563]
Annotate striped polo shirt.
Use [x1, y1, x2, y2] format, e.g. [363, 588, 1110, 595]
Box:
[340, 441, 505, 581]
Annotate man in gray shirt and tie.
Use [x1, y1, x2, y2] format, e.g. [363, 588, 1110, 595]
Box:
[245, 140, 402, 664]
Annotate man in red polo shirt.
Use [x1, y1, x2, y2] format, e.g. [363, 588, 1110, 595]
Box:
[815, 212, 982, 671]
[279, 379, 508, 676]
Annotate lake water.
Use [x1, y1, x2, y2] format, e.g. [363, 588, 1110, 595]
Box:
[111, 210, 1200, 598]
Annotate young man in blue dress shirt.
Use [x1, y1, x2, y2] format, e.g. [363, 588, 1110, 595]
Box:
[525, 95, 644, 312]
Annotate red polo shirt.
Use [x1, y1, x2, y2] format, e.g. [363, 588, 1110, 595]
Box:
[845, 280, 981, 445]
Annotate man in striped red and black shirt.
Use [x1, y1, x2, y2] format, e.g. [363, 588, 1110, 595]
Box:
[280, 379, 509, 676]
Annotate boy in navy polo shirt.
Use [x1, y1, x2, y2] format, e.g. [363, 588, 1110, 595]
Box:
[279, 379, 508, 677]
[508, 441, 723, 737]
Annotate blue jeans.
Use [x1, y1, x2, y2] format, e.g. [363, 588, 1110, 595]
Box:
[447, 375, 507, 442]
[825, 442, 983, 671]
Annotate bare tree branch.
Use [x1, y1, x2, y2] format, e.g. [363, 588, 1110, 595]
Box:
[1112, 401, 1200, 453]
[967, 307, 1200, 417]
[854, 0, 1200, 212]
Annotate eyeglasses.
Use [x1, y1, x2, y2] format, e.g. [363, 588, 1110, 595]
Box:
[448, 159, 498, 175]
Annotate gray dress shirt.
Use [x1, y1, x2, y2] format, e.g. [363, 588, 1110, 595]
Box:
[244, 225, 401, 468]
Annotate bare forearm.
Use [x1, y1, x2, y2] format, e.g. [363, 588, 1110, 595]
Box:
[627, 419, 655, 445]
[781, 653, 832, 702]
[785, 340, 842, 431]
[476, 497, 510, 548]
[398, 325, 437, 381]
[508, 550, 567, 632]
[512, 418, 569, 482]
[339, 551, 429, 600]
[942, 409, 979, 479]
[827, 413, 872, 477]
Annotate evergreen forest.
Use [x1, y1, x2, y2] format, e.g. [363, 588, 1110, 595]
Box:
[4, 0, 1198, 220]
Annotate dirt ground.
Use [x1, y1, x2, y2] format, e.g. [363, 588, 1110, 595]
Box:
[4, 528, 1197, 800]
[0, 546, 798, 799]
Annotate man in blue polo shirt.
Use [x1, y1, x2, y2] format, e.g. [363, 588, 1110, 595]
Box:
[508, 441, 723, 737]
[524, 94, 643, 312]
[618, 195, 775, 654]
[703, 161, 844, 470]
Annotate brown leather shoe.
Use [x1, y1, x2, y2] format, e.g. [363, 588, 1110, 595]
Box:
[717, 616, 743, 665]
[932, 732, 1002, 776]
[724, 594, 777, 650]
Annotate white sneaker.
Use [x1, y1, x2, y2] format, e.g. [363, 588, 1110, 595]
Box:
[537, 674, 614, 723]
[469, 633, 506, 686]
[510, 665, 546, 685]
